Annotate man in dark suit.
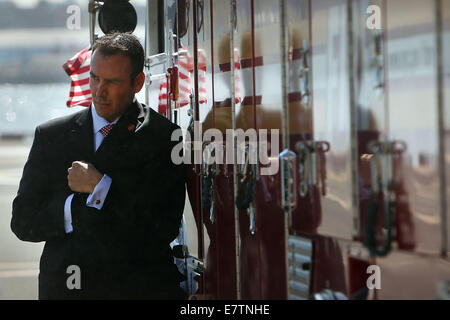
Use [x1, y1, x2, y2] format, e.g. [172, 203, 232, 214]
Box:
[11, 32, 187, 299]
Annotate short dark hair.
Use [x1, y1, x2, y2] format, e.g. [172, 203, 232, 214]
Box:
[92, 32, 145, 83]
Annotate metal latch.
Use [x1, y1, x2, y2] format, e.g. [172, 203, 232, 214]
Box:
[365, 140, 406, 257]
[295, 140, 330, 197]
[202, 142, 217, 224]
[299, 40, 311, 107]
[370, 30, 385, 93]
[188, 256, 204, 275]
[280, 148, 297, 211]
[236, 144, 257, 236]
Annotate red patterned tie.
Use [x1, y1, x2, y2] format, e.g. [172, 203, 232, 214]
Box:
[100, 124, 114, 137]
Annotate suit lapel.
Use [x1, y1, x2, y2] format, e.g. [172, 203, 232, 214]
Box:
[67, 107, 95, 163]
[93, 100, 147, 172]
[134, 100, 147, 132]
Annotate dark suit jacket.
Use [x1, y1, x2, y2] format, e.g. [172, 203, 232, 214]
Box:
[11, 101, 186, 299]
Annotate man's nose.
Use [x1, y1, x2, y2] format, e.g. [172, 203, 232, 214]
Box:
[96, 80, 108, 97]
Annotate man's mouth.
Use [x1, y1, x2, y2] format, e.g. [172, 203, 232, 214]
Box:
[94, 100, 110, 106]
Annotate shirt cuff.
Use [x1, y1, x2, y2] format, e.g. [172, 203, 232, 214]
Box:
[86, 174, 112, 210]
[64, 194, 74, 233]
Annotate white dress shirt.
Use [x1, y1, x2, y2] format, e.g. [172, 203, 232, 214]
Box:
[64, 106, 119, 233]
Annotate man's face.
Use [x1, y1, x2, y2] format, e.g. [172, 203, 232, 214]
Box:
[90, 51, 143, 122]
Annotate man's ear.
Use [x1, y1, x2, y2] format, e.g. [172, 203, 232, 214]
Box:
[134, 72, 146, 93]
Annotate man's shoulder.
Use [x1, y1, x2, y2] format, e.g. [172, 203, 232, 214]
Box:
[37, 107, 89, 133]
[146, 106, 181, 135]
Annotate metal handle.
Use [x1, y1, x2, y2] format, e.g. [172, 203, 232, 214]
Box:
[367, 140, 406, 194]
[177, 0, 190, 38]
[197, 0, 204, 33]
[248, 203, 256, 236]
[235, 144, 257, 236]
[295, 141, 330, 197]
[88, 0, 100, 46]
[365, 194, 394, 257]
[365, 140, 407, 257]
[147, 52, 170, 67]
[204, 144, 216, 225]
[202, 141, 217, 224]
[299, 40, 311, 107]
[174, 49, 189, 58]
[371, 31, 385, 92]
[316, 141, 330, 196]
[296, 142, 312, 197]
[235, 144, 255, 209]
[231, 0, 237, 31]
[280, 149, 297, 210]
[209, 188, 215, 225]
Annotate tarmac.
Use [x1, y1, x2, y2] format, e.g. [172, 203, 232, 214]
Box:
[0, 138, 43, 300]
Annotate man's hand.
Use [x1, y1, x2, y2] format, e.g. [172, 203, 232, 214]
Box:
[67, 161, 103, 194]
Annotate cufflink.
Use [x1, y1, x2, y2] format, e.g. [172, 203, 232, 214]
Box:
[95, 200, 101, 205]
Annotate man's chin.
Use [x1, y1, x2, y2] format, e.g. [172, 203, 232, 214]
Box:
[93, 105, 114, 121]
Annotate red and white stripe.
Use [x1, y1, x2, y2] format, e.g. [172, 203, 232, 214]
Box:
[158, 79, 169, 115]
[197, 48, 208, 105]
[234, 48, 242, 104]
[63, 47, 92, 108]
[158, 46, 208, 114]
[177, 46, 195, 107]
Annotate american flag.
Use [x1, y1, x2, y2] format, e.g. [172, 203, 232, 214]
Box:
[158, 47, 208, 115]
[177, 48, 194, 108]
[63, 47, 92, 108]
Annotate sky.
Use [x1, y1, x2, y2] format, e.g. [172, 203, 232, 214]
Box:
[2, 0, 147, 9]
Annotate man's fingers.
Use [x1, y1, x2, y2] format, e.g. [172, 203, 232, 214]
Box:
[71, 161, 89, 170]
[72, 160, 87, 165]
[67, 161, 98, 194]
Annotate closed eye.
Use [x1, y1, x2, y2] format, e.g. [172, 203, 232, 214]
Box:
[107, 79, 123, 85]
